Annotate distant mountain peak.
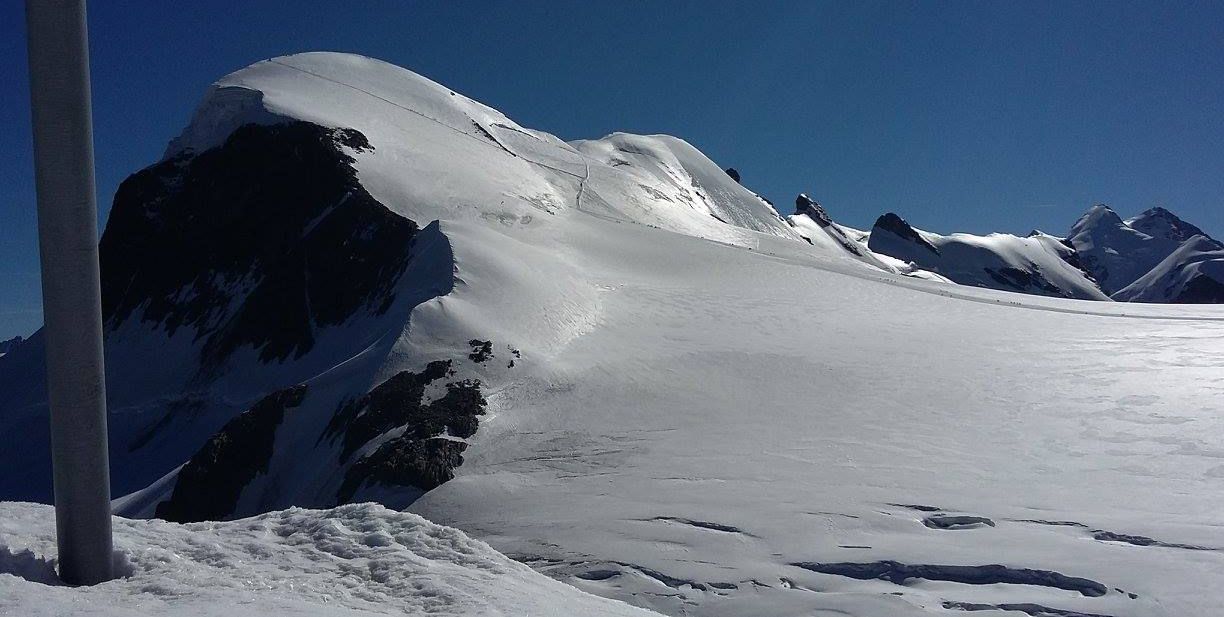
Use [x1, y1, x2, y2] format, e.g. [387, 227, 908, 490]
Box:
[794, 194, 833, 227]
[870, 212, 940, 256]
[1127, 206, 1213, 244]
[1069, 203, 1124, 235]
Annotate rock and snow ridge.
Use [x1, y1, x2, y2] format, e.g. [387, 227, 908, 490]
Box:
[1068, 204, 1224, 302]
[790, 201, 1221, 303]
[2, 52, 1224, 617]
[862, 212, 1109, 301]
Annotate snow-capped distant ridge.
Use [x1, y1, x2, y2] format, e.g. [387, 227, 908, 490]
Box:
[864, 212, 1108, 300]
[1114, 234, 1224, 303]
[1066, 202, 1221, 298]
[1125, 206, 1211, 244]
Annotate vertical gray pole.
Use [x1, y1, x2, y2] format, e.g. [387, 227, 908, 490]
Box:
[25, 0, 114, 586]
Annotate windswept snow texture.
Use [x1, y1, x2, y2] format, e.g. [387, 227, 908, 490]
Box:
[0, 502, 660, 617]
[3, 52, 1224, 617]
[866, 213, 1108, 300]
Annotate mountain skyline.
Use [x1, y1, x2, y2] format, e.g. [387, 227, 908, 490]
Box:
[4, 52, 1221, 616]
[3, 2, 1224, 339]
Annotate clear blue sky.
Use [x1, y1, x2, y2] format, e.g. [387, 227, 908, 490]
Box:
[2, 1, 1222, 339]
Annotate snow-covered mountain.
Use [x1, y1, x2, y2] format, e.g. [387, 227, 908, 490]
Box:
[3, 53, 1224, 617]
[1113, 234, 1224, 303]
[1064, 204, 1223, 299]
[845, 204, 1222, 304]
[864, 213, 1108, 300]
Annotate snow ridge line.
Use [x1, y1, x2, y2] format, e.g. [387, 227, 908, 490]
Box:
[265, 59, 510, 155]
[740, 241, 1224, 322]
[267, 58, 593, 212]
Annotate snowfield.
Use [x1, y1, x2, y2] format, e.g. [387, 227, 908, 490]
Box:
[3, 52, 1224, 617]
[0, 502, 660, 617]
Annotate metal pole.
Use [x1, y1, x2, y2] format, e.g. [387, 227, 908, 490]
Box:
[25, 0, 114, 585]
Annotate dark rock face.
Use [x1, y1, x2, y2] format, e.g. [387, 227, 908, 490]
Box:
[923, 515, 995, 530]
[337, 437, 467, 504]
[724, 168, 741, 183]
[791, 561, 1107, 597]
[1172, 272, 1224, 303]
[794, 194, 833, 227]
[1128, 206, 1210, 243]
[943, 601, 1114, 617]
[156, 384, 308, 522]
[0, 336, 22, 356]
[100, 121, 417, 367]
[1092, 530, 1212, 550]
[467, 339, 494, 363]
[984, 267, 1066, 296]
[322, 361, 487, 503]
[869, 213, 940, 256]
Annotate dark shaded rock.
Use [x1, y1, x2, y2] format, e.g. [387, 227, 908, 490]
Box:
[923, 515, 995, 530]
[322, 360, 454, 460]
[869, 213, 941, 256]
[1013, 519, 1088, 528]
[724, 168, 741, 183]
[0, 336, 22, 356]
[1128, 206, 1212, 243]
[650, 516, 748, 534]
[337, 437, 467, 503]
[576, 569, 621, 581]
[791, 561, 1107, 597]
[100, 121, 416, 366]
[943, 601, 1114, 617]
[155, 384, 307, 522]
[468, 339, 494, 363]
[1092, 530, 1212, 551]
[1173, 273, 1224, 303]
[324, 362, 487, 503]
[888, 503, 942, 512]
[984, 266, 1066, 296]
[794, 194, 833, 227]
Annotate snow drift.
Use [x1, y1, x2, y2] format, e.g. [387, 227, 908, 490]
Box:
[0, 502, 659, 617]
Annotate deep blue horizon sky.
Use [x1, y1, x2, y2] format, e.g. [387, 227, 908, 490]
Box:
[2, 1, 1222, 339]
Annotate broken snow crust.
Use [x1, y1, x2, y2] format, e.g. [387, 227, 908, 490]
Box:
[0, 502, 661, 617]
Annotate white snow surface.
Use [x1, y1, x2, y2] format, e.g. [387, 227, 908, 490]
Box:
[0, 502, 660, 617]
[5, 52, 1224, 617]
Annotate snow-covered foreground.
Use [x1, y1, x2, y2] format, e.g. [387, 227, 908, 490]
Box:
[0, 502, 660, 617]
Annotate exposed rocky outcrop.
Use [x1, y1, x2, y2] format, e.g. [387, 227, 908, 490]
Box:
[156, 384, 308, 522]
[100, 121, 417, 367]
[322, 361, 487, 503]
[791, 560, 1108, 597]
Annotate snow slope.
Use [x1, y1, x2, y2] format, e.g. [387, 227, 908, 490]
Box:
[0, 502, 660, 617]
[3, 52, 1224, 617]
